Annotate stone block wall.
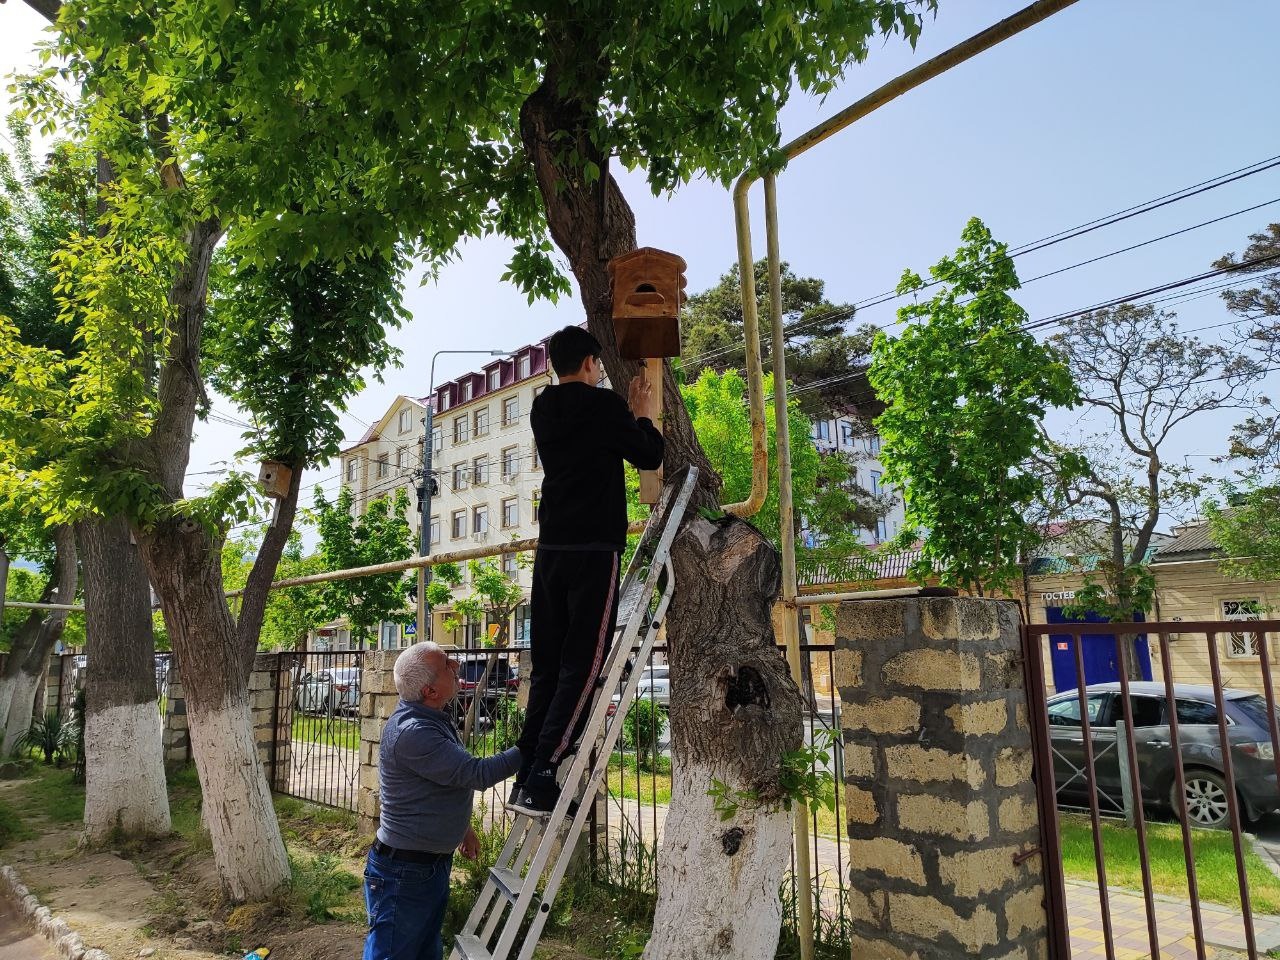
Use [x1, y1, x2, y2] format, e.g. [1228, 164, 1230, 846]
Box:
[161, 661, 190, 768]
[358, 649, 403, 836]
[250, 653, 294, 791]
[835, 597, 1049, 960]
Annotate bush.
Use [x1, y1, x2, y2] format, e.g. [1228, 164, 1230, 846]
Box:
[287, 853, 362, 923]
[15, 710, 74, 765]
[621, 698, 664, 769]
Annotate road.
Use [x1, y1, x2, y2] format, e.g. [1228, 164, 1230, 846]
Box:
[0, 897, 54, 960]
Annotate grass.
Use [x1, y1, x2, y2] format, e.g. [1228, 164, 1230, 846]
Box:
[606, 754, 671, 805]
[291, 713, 359, 751]
[10, 765, 85, 824]
[1059, 813, 1280, 914]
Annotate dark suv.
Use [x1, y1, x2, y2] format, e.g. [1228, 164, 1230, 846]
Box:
[1048, 682, 1280, 828]
[457, 658, 518, 699]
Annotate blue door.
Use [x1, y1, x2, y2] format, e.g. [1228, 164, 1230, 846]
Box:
[1047, 607, 1152, 692]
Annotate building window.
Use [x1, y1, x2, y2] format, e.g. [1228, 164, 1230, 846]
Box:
[473, 506, 489, 536]
[451, 510, 466, 539]
[876, 518, 888, 543]
[532, 442, 540, 471]
[502, 497, 518, 529]
[377, 453, 390, 478]
[534, 383, 546, 397]
[839, 421, 854, 447]
[867, 435, 882, 456]
[473, 455, 489, 486]
[515, 604, 532, 645]
[489, 368, 502, 391]
[346, 458, 359, 482]
[813, 420, 831, 442]
[399, 409, 412, 434]
[532, 491, 540, 523]
[1223, 599, 1264, 658]
[429, 516, 440, 546]
[452, 463, 469, 491]
[461, 380, 473, 402]
[518, 355, 531, 379]
[474, 406, 490, 437]
[432, 425, 443, 453]
[870, 470, 882, 497]
[502, 446, 520, 480]
[453, 415, 469, 444]
[380, 621, 399, 649]
[463, 618, 481, 648]
[501, 395, 519, 427]
[438, 391, 450, 412]
[502, 552, 518, 577]
[395, 447, 405, 470]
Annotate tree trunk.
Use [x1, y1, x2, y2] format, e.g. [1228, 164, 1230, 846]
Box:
[520, 68, 802, 957]
[138, 516, 290, 902]
[78, 515, 171, 842]
[1, 525, 78, 753]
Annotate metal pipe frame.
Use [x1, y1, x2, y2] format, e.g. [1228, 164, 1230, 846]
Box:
[731, 4, 1082, 954]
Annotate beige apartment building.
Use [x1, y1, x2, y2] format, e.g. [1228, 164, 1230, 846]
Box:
[318, 338, 553, 651]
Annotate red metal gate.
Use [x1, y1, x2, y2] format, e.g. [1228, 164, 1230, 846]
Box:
[1023, 619, 1280, 960]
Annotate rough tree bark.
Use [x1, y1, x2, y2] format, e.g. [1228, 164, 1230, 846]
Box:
[0, 525, 77, 754]
[78, 515, 171, 841]
[520, 60, 804, 959]
[133, 217, 305, 902]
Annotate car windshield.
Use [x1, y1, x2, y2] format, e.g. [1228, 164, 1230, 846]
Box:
[1233, 695, 1280, 730]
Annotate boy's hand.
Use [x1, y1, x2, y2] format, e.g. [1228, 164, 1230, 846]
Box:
[459, 825, 480, 860]
[629, 373, 658, 422]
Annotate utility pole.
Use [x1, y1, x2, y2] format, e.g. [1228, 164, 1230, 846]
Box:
[413, 348, 512, 647]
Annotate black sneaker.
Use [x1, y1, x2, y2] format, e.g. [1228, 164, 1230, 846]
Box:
[508, 767, 559, 817]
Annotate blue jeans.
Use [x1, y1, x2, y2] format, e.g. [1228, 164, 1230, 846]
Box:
[362, 846, 454, 960]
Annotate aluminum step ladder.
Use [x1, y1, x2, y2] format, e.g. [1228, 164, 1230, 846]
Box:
[450, 467, 698, 960]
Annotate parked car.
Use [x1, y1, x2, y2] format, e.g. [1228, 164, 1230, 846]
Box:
[607, 666, 670, 716]
[456, 656, 518, 707]
[295, 667, 361, 715]
[1048, 682, 1280, 828]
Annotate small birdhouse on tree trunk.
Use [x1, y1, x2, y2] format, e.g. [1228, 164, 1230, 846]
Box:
[258, 460, 293, 499]
[607, 247, 687, 359]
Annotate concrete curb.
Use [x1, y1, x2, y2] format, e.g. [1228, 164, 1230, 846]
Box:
[0, 862, 110, 960]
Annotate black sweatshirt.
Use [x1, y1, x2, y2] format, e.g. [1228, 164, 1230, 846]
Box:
[531, 381, 665, 552]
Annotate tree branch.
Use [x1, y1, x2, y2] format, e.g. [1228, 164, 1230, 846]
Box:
[19, 0, 60, 24]
[236, 462, 304, 669]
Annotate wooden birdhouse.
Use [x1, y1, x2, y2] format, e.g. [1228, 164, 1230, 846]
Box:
[258, 460, 293, 499]
[607, 247, 687, 360]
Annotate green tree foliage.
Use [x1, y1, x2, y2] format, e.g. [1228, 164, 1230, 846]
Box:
[2, 567, 43, 651]
[221, 531, 326, 651]
[682, 260, 877, 419]
[312, 487, 413, 649]
[678, 369, 881, 564]
[1040, 302, 1267, 626]
[869, 217, 1078, 595]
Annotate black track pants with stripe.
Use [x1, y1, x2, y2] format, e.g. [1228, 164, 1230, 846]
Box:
[517, 548, 619, 767]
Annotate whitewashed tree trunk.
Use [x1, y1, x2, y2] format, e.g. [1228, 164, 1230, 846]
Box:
[83, 702, 169, 840]
[185, 694, 289, 901]
[0, 679, 16, 749]
[644, 513, 804, 960]
[79, 516, 171, 842]
[646, 760, 794, 960]
[1, 672, 40, 755]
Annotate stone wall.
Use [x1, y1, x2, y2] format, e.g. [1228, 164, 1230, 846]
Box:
[835, 597, 1049, 960]
[161, 660, 190, 768]
[358, 649, 403, 836]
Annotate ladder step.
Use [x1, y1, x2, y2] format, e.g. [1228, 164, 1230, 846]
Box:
[489, 866, 525, 901]
[453, 933, 493, 960]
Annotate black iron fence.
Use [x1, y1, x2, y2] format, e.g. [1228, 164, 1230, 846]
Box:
[263, 642, 852, 936]
[1023, 619, 1280, 960]
[53, 651, 172, 718]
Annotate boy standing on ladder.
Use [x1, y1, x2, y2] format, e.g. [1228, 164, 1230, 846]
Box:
[511, 325, 664, 815]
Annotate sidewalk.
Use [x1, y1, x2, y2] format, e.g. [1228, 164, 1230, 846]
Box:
[1065, 879, 1280, 959]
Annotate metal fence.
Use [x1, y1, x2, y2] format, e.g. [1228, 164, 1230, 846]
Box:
[1023, 619, 1280, 960]
[264, 642, 852, 934]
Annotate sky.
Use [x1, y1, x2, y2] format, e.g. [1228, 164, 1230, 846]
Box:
[3, 0, 1278, 538]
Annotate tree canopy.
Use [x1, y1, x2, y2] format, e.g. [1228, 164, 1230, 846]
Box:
[869, 217, 1078, 595]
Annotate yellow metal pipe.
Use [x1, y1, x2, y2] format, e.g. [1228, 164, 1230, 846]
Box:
[765, 172, 816, 960]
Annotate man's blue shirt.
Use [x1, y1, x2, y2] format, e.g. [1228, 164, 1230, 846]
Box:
[376, 699, 521, 852]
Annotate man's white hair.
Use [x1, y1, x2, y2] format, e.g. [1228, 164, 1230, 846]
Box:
[394, 641, 443, 701]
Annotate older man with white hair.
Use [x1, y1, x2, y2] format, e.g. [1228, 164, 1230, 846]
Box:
[363, 641, 522, 960]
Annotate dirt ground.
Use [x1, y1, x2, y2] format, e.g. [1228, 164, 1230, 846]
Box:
[0, 775, 600, 960]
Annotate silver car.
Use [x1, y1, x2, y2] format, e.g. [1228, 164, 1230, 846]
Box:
[295, 667, 361, 715]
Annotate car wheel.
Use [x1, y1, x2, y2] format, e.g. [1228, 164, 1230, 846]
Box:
[1173, 770, 1232, 828]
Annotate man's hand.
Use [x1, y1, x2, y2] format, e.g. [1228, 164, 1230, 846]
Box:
[628, 371, 658, 422]
[458, 825, 480, 861]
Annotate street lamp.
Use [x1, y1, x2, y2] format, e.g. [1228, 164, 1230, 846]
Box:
[412, 348, 513, 647]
